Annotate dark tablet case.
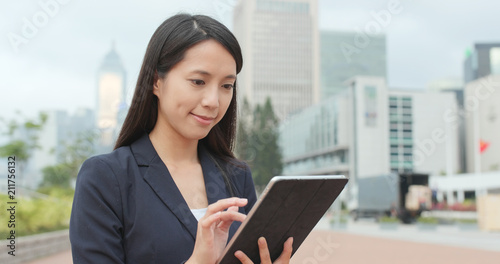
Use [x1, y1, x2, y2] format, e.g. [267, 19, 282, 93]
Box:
[218, 175, 348, 264]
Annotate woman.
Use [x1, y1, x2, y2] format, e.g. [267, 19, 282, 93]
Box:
[69, 14, 293, 264]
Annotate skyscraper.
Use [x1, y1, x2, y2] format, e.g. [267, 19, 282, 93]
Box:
[320, 31, 386, 98]
[233, 0, 319, 119]
[464, 43, 500, 83]
[96, 42, 127, 149]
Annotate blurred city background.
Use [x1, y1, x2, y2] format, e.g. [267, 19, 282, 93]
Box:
[1, 0, 499, 263]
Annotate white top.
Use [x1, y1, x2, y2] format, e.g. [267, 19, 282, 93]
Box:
[190, 208, 208, 222]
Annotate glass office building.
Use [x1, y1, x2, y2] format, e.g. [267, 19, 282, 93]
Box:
[320, 31, 386, 98]
[279, 94, 349, 176]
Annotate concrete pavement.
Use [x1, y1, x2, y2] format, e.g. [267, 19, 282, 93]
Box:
[320, 217, 500, 252]
[292, 230, 500, 264]
[291, 217, 500, 264]
[23, 217, 500, 264]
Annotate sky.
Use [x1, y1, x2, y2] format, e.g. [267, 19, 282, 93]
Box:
[1, 0, 500, 120]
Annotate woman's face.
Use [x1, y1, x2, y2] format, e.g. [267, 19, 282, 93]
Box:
[153, 39, 236, 142]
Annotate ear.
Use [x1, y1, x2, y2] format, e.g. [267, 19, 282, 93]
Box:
[153, 72, 162, 97]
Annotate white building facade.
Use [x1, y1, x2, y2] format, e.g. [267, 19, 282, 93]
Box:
[281, 76, 460, 177]
[280, 76, 464, 206]
[465, 74, 500, 173]
[388, 89, 461, 176]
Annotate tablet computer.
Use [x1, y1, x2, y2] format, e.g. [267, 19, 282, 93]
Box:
[218, 175, 348, 264]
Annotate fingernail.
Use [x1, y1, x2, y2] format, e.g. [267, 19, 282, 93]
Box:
[240, 198, 248, 203]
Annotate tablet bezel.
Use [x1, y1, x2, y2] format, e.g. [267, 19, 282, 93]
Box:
[218, 175, 348, 264]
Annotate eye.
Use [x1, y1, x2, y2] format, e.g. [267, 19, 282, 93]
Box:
[222, 83, 234, 89]
[191, 79, 205, 86]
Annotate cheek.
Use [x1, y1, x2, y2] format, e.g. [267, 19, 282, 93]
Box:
[158, 96, 184, 122]
[164, 90, 193, 112]
[215, 92, 233, 123]
[221, 92, 234, 112]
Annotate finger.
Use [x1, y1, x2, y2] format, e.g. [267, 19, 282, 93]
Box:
[276, 237, 294, 262]
[220, 210, 246, 222]
[258, 237, 271, 264]
[227, 205, 239, 212]
[218, 211, 247, 230]
[234, 250, 253, 264]
[199, 211, 222, 229]
[199, 203, 247, 230]
[206, 198, 248, 215]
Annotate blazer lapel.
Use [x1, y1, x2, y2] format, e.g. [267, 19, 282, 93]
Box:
[130, 134, 231, 241]
[130, 134, 198, 240]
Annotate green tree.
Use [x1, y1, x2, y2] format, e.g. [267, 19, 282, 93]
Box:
[58, 130, 98, 178]
[39, 164, 73, 189]
[235, 97, 282, 187]
[0, 111, 48, 177]
[235, 97, 254, 162]
[251, 97, 283, 186]
[39, 130, 98, 189]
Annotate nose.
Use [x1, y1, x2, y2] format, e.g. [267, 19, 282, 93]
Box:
[201, 85, 219, 109]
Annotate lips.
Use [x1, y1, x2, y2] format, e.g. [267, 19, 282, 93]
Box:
[191, 113, 216, 125]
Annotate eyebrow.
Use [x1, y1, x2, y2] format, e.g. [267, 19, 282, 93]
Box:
[190, 70, 236, 80]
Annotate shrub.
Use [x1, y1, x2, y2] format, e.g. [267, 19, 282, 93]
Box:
[379, 216, 399, 223]
[417, 216, 438, 224]
[0, 187, 74, 238]
[455, 218, 477, 224]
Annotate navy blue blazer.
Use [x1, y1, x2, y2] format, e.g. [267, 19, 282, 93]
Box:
[69, 134, 257, 263]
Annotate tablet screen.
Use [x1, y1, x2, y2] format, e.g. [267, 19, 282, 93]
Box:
[218, 175, 348, 264]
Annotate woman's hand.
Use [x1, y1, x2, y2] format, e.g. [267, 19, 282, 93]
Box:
[234, 237, 294, 264]
[186, 197, 248, 264]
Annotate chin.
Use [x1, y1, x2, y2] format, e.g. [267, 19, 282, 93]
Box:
[187, 131, 211, 141]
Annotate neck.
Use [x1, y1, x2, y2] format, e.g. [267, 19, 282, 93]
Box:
[149, 125, 199, 167]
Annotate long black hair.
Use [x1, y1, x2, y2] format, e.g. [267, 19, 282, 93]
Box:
[114, 14, 243, 163]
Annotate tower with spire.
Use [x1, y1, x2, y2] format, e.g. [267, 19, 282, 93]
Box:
[96, 41, 127, 151]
